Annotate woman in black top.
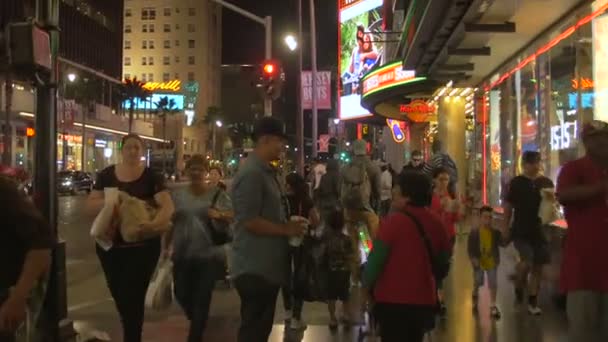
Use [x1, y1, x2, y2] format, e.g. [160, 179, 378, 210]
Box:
[86, 134, 174, 342]
[282, 172, 319, 330]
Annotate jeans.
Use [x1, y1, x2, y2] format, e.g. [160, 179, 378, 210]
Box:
[97, 241, 160, 342]
[567, 291, 608, 342]
[374, 302, 435, 342]
[174, 258, 221, 342]
[282, 247, 304, 319]
[235, 274, 280, 342]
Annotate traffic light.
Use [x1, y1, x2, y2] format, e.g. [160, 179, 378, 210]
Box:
[260, 60, 283, 100]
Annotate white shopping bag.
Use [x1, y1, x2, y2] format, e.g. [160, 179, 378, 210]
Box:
[90, 188, 119, 250]
[145, 259, 173, 311]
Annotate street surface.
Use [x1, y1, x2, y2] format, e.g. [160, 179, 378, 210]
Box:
[60, 194, 569, 341]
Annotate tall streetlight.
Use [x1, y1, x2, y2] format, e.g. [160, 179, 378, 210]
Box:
[62, 73, 77, 170]
[284, 35, 298, 51]
[284, 31, 305, 174]
[213, 120, 222, 160]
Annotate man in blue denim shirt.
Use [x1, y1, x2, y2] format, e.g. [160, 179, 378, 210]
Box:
[231, 117, 306, 342]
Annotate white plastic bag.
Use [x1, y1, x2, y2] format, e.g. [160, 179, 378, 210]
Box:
[539, 188, 560, 225]
[145, 259, 173, 311]
[90, 188, 119, 250]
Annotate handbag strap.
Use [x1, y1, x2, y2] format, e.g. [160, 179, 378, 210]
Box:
[210, 188, 222, 209]
[400, 210, 436, 267]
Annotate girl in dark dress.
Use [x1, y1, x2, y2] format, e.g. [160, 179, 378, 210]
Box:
[86, 134, 174, 342]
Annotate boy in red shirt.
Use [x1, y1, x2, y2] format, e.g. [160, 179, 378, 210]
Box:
[557, 120, 608, 342]
[363, 172, 451, 342]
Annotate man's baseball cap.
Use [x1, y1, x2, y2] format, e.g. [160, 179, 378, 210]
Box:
[252, 117, 288, 142]
[522, 150, 541, 164]
[352, 139, 368, 156]
[581, 120, 608, 139]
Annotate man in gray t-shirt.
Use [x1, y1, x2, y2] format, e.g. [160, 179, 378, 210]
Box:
[231, 117, 305, 342]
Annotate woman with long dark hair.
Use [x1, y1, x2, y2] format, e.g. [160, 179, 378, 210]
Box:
[282, 172, 319, 330]
[86, 134, 174, 342]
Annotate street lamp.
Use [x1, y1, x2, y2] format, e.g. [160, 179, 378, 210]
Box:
[333, 118, 340, 125]
[215, 120, 223, 128]
[284, 35, 297, 51]
[67, 73, 77, 83]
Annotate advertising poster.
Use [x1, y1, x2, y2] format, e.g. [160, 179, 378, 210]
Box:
[301, 71, 332, 109]
[339, 0, 384, 120]
[593, 8, 608, 121]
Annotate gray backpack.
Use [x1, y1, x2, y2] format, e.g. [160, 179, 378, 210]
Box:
[341, 163, 371, 209]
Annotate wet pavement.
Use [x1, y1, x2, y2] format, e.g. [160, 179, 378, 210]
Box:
[60, 194, 569, 341]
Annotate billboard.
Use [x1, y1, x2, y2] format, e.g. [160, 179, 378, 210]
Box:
[122, 93, 185, 111]
[339, 0, 384, 120]
[301, 71, 332, 109]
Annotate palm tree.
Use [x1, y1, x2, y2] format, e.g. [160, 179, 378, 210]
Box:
[154, 96, 178, 174]
[123, 77, 150, 133]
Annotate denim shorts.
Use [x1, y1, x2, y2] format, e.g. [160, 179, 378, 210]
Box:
[473, 267, 498, 290]
[513, 239, 551, 265]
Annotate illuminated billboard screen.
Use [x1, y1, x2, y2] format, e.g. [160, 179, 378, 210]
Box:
[122, 93, 185, 111]
[339, 0, 384, 120]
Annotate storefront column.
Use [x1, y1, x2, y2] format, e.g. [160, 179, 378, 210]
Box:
[438, 97, 467, 196]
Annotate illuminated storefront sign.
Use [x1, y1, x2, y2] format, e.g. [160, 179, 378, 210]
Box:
[26, 127, 35, 137]
[58, 134, 82, 144]
[122, 93, 185, 111]
[399, 99, 436, 122]
[339, 0, 383, 120]
[386, 119, 407, 143]
[143, 80, 181, 92]
[550, 121, 578, 151]
[361, 61, 419, 97]
[571, 77, 594, 90]
[95, 139, 107, 148]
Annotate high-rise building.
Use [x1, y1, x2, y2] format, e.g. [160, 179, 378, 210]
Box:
[122, 0, 222, 121]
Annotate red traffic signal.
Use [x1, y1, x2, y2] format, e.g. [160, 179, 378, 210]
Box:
[263, 63, 275, 75]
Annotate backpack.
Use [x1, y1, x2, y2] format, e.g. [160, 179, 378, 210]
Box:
[341, 162, 371, 209]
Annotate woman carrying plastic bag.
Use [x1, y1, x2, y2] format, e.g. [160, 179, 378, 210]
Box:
[166, 155, 233, 342]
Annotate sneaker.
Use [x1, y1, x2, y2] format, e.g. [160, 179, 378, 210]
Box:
[527, 305, 543, 316]
[490, 306, 502, 319]
[290, 318, 307, 331]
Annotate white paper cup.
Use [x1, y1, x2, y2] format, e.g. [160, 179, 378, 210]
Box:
[289, 216, 308, 247]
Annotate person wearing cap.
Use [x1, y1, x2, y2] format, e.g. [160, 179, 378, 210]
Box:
[230, 117, 306, 342]
[502, 150, 554, 315]
[341, 139, 381, 279]
[556, 120, 608, 342]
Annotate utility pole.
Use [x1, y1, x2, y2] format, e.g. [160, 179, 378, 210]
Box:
[296, 0, 304, 173]
[36, 0, 62, 340]
[210, 0, 272, 116]
[310, 0, 318, 158]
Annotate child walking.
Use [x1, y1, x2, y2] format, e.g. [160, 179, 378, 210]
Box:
[467, 206, 507, 319]
[324, 209, 354, 329]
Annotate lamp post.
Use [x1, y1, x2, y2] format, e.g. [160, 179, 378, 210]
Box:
[309, 0, 318, 158]
[209, 0, 273, 116]
[213, 120, 222, 160]
[62, 73, 77, 170]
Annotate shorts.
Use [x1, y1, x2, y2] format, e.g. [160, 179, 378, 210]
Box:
[327, 270, 351, 301]
[513, 239, 551, 265]
[473, 267, 498, 290]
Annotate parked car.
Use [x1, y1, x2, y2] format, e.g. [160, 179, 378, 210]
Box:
[58, 171, 94, 195]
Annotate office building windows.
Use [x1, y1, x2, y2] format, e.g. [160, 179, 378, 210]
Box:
[124, 41, 131, 49]
[188, 39, 195, 48]
[163, 73, 170, 82]
[188, 72, 195, 81]
[164, 40, 170, 49]
[125, 25, 131, 33]
[175, 40, 180, 47]
[164, 24, 171, 32]
[124, 73, 131, 80]
[142, 8, 156, 20]
[142, 40, 147, 49]
[174, 73, 180, 79]
[149, 40, 155, 49]
[163, 56, 170, 65]
[163, 8, 171, 16]
[188, 8, 195, 16]
[175, 24, 180, 30]
[148, 73, 154, 82]
[124, 57, 131, 66]
[125, 8, 132, 17]
[175, 56, 180, 63]
[188, 56, 195, 65]
[141, 74, 146, 82]
[187, 24, 195, 32]
[141, 57, 147, 66]
[149, 24, 155, 32]
[142, 24, 147, 33]
[148, 57, 154, 65]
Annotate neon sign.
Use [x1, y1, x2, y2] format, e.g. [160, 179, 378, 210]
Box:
[571, 77, 594, 90]
[143, 80, 181, 92]
[400, 99, 436, 123]
[386, 119, 407, 143]
[361, 61, 419, 97]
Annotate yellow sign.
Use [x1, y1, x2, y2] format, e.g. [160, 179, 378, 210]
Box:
[143, 80, 181, 92]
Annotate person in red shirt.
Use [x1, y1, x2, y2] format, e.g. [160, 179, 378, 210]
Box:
[430, 167, 461, 315]
[363, 172, 451, 342]
[557, 120, 608, 342]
